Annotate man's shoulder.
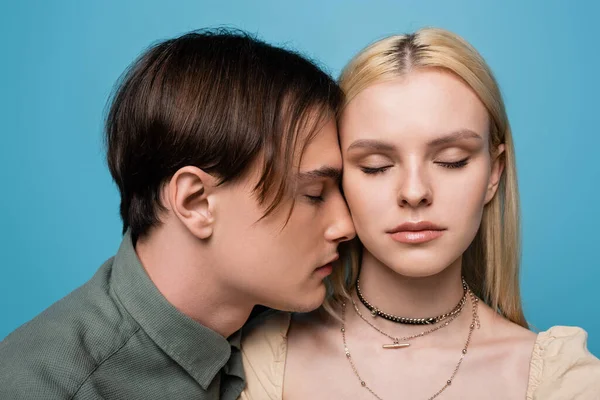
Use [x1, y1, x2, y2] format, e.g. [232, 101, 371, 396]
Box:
[0, 257, 140, 399]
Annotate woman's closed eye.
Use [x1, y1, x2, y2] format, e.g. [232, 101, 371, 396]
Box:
[434, 157, 470, 169]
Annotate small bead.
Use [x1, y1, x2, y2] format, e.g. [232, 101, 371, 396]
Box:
[447, 380, 452, 385]
[346, 352, 351, 358]
[470, 324, 475, 329]
[361, 381, 366, 387]
[341, 327, 345, 332]
[445, 322, 449, 326]
[462, 349, 467, 354]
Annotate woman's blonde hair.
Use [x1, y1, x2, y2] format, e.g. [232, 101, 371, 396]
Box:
[324, 27, 527, 328]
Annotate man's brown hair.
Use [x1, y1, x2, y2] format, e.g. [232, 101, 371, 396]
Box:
[105, 29, 343, 243]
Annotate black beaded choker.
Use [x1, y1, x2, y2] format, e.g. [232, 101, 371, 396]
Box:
[355, 277, 469, 325]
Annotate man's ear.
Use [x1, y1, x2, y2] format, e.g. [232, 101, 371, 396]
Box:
[166, 166, 218, 239]
[484, 144, 506, 205]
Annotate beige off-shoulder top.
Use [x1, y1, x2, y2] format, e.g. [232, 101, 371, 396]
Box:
[239, 312, 600, 400]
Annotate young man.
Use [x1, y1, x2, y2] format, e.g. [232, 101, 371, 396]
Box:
[0, 29, 355, 399]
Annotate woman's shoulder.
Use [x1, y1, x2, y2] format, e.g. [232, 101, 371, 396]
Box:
[241, 309, 292, 373]
[242, 310, 292, 346]
[241, 309, 331, 359]
[528, 326, 600, 400]
[239, 310, 291, 400]
[239, 309, 334, 399]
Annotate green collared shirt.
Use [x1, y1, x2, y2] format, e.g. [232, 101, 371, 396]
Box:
[0, 233, 245, 399]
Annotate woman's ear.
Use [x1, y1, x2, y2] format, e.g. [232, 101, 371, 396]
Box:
[485, 144, 506, 204]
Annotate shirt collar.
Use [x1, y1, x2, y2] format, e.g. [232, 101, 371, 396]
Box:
[111, 231, 244, 390]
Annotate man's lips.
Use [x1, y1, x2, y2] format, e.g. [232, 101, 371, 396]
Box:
[315, 254, 339, 275]
[319, 253, 339, 268]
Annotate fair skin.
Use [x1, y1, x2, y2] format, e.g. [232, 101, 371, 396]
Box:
[136, 118, 355, 338]
[284, 70, 536, 399]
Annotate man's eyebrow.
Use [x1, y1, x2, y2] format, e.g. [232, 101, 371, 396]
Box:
[427, 129, 483, 147]
[347, 139, 396, 152]
[297, 166, 342, 183]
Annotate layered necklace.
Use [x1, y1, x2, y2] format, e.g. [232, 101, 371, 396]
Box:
[341, 279, 481, 400]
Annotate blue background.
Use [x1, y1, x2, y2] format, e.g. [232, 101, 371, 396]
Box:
[1, 0, 598, 355]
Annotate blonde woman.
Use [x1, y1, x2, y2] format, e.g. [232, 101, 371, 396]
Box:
[240, 28, 600, 399]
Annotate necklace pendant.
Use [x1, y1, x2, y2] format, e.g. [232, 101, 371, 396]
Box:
[382, 342, 410, 349]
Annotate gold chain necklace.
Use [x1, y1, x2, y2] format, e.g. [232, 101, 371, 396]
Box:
[341, 290, 480, 400]
[351, 297, 461, 349]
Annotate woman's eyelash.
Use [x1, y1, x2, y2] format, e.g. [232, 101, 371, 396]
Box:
[360, 166, 391, 175]
[436, 157, 470, 169]
[360, 158, 469, 174]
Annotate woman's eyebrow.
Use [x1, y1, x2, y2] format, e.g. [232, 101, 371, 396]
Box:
[427, 129, 483, 147]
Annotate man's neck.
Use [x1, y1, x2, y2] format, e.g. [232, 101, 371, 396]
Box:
[135, 225, 253, 338]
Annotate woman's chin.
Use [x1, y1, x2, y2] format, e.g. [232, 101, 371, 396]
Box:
[370, 250, 461, 279]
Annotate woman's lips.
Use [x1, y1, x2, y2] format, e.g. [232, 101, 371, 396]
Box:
[389, 229, 444, 244]
[387, 221, 446, 244]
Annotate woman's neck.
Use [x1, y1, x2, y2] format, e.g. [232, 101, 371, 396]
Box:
[356, 249, 465, 321]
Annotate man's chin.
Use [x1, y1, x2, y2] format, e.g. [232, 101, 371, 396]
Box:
[266, 285, 326, 313]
